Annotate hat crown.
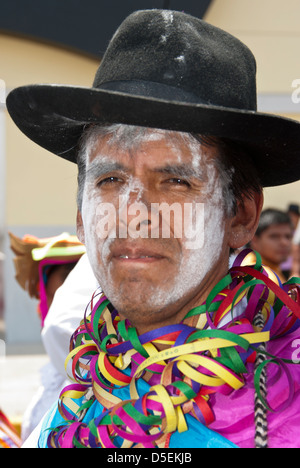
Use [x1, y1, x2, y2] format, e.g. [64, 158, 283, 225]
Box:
[6, 8, 300, 186]
[94, 9, 257, 111]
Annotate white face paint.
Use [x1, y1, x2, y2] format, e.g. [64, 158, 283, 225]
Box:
[148, 158, 225, 310]
[79, 125, 230, 328]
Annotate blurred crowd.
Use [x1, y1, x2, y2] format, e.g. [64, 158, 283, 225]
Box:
[249, 203, 300, 283]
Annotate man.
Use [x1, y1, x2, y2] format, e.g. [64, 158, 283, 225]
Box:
[289, 204, 300, 278]
[6, 10, 300, 449]
[9, 232, 86, 326]
[9, 232, 87, 440]
[292, 224, 300, 277]
[250, 209, 294, 283]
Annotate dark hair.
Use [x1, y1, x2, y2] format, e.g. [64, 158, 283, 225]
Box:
[288, 204, 300, 216]
[193, 135, 263, 214]
[255, 208, 293, 236]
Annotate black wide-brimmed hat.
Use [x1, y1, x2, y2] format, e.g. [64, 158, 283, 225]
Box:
[6, 9, 300, 187]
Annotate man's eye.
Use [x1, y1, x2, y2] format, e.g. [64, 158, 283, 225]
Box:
[167, 178, 191, 187]
[97, 177, 121, 186]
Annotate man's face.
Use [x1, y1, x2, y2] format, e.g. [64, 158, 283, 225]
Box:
[252, 223, 293, 266]
[78, 128, 231, 332]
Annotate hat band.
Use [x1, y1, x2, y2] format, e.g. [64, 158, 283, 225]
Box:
[98, 80, 208, 105]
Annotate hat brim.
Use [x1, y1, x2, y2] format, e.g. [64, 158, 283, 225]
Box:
[6, 84, 300, 187]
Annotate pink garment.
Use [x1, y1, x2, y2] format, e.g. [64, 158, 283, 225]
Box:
[210, 328, 300, 448]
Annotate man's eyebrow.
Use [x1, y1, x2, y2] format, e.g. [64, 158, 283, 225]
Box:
[85, 159, 128, 180]
[153, 164, 204, 180]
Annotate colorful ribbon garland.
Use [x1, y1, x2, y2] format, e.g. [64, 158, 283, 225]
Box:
[45, 249, 300, 448]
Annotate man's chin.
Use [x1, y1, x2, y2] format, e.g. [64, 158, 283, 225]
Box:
[102, 280, 175, 324]
[105, 280, 156, 309]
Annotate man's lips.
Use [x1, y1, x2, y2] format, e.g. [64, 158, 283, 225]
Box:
[110, 244, 166, 264]
[114, 256, 163, 263]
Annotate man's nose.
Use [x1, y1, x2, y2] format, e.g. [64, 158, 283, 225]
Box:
[281, 235, 292, 247]
[117, 187, 156, 238]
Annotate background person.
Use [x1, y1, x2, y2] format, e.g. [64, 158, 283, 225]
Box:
[289, 204, 300, 278]
[250, 209, 294, 283]
[9, 232, 91, 439]
[280, 204, 300, 278]
[287, 204, 300, 232]
[9, 232, 86, 326]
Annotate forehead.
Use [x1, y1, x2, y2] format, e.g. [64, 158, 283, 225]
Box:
[86, 126, 219, 169]
[263, 223, 293, 235]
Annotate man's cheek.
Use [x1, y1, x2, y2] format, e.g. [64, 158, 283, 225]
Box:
[182, 202, 205, 251]
[95, 202, 117, 241]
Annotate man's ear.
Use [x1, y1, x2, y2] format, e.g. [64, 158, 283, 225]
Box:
[228, 192, 263, 250]
[76, 210, 85, 244]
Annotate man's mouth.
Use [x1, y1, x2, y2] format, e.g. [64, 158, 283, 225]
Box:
[110, 243, 166, 264]
[115, 253, 164, 263]
[119, 254, 156, 259]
